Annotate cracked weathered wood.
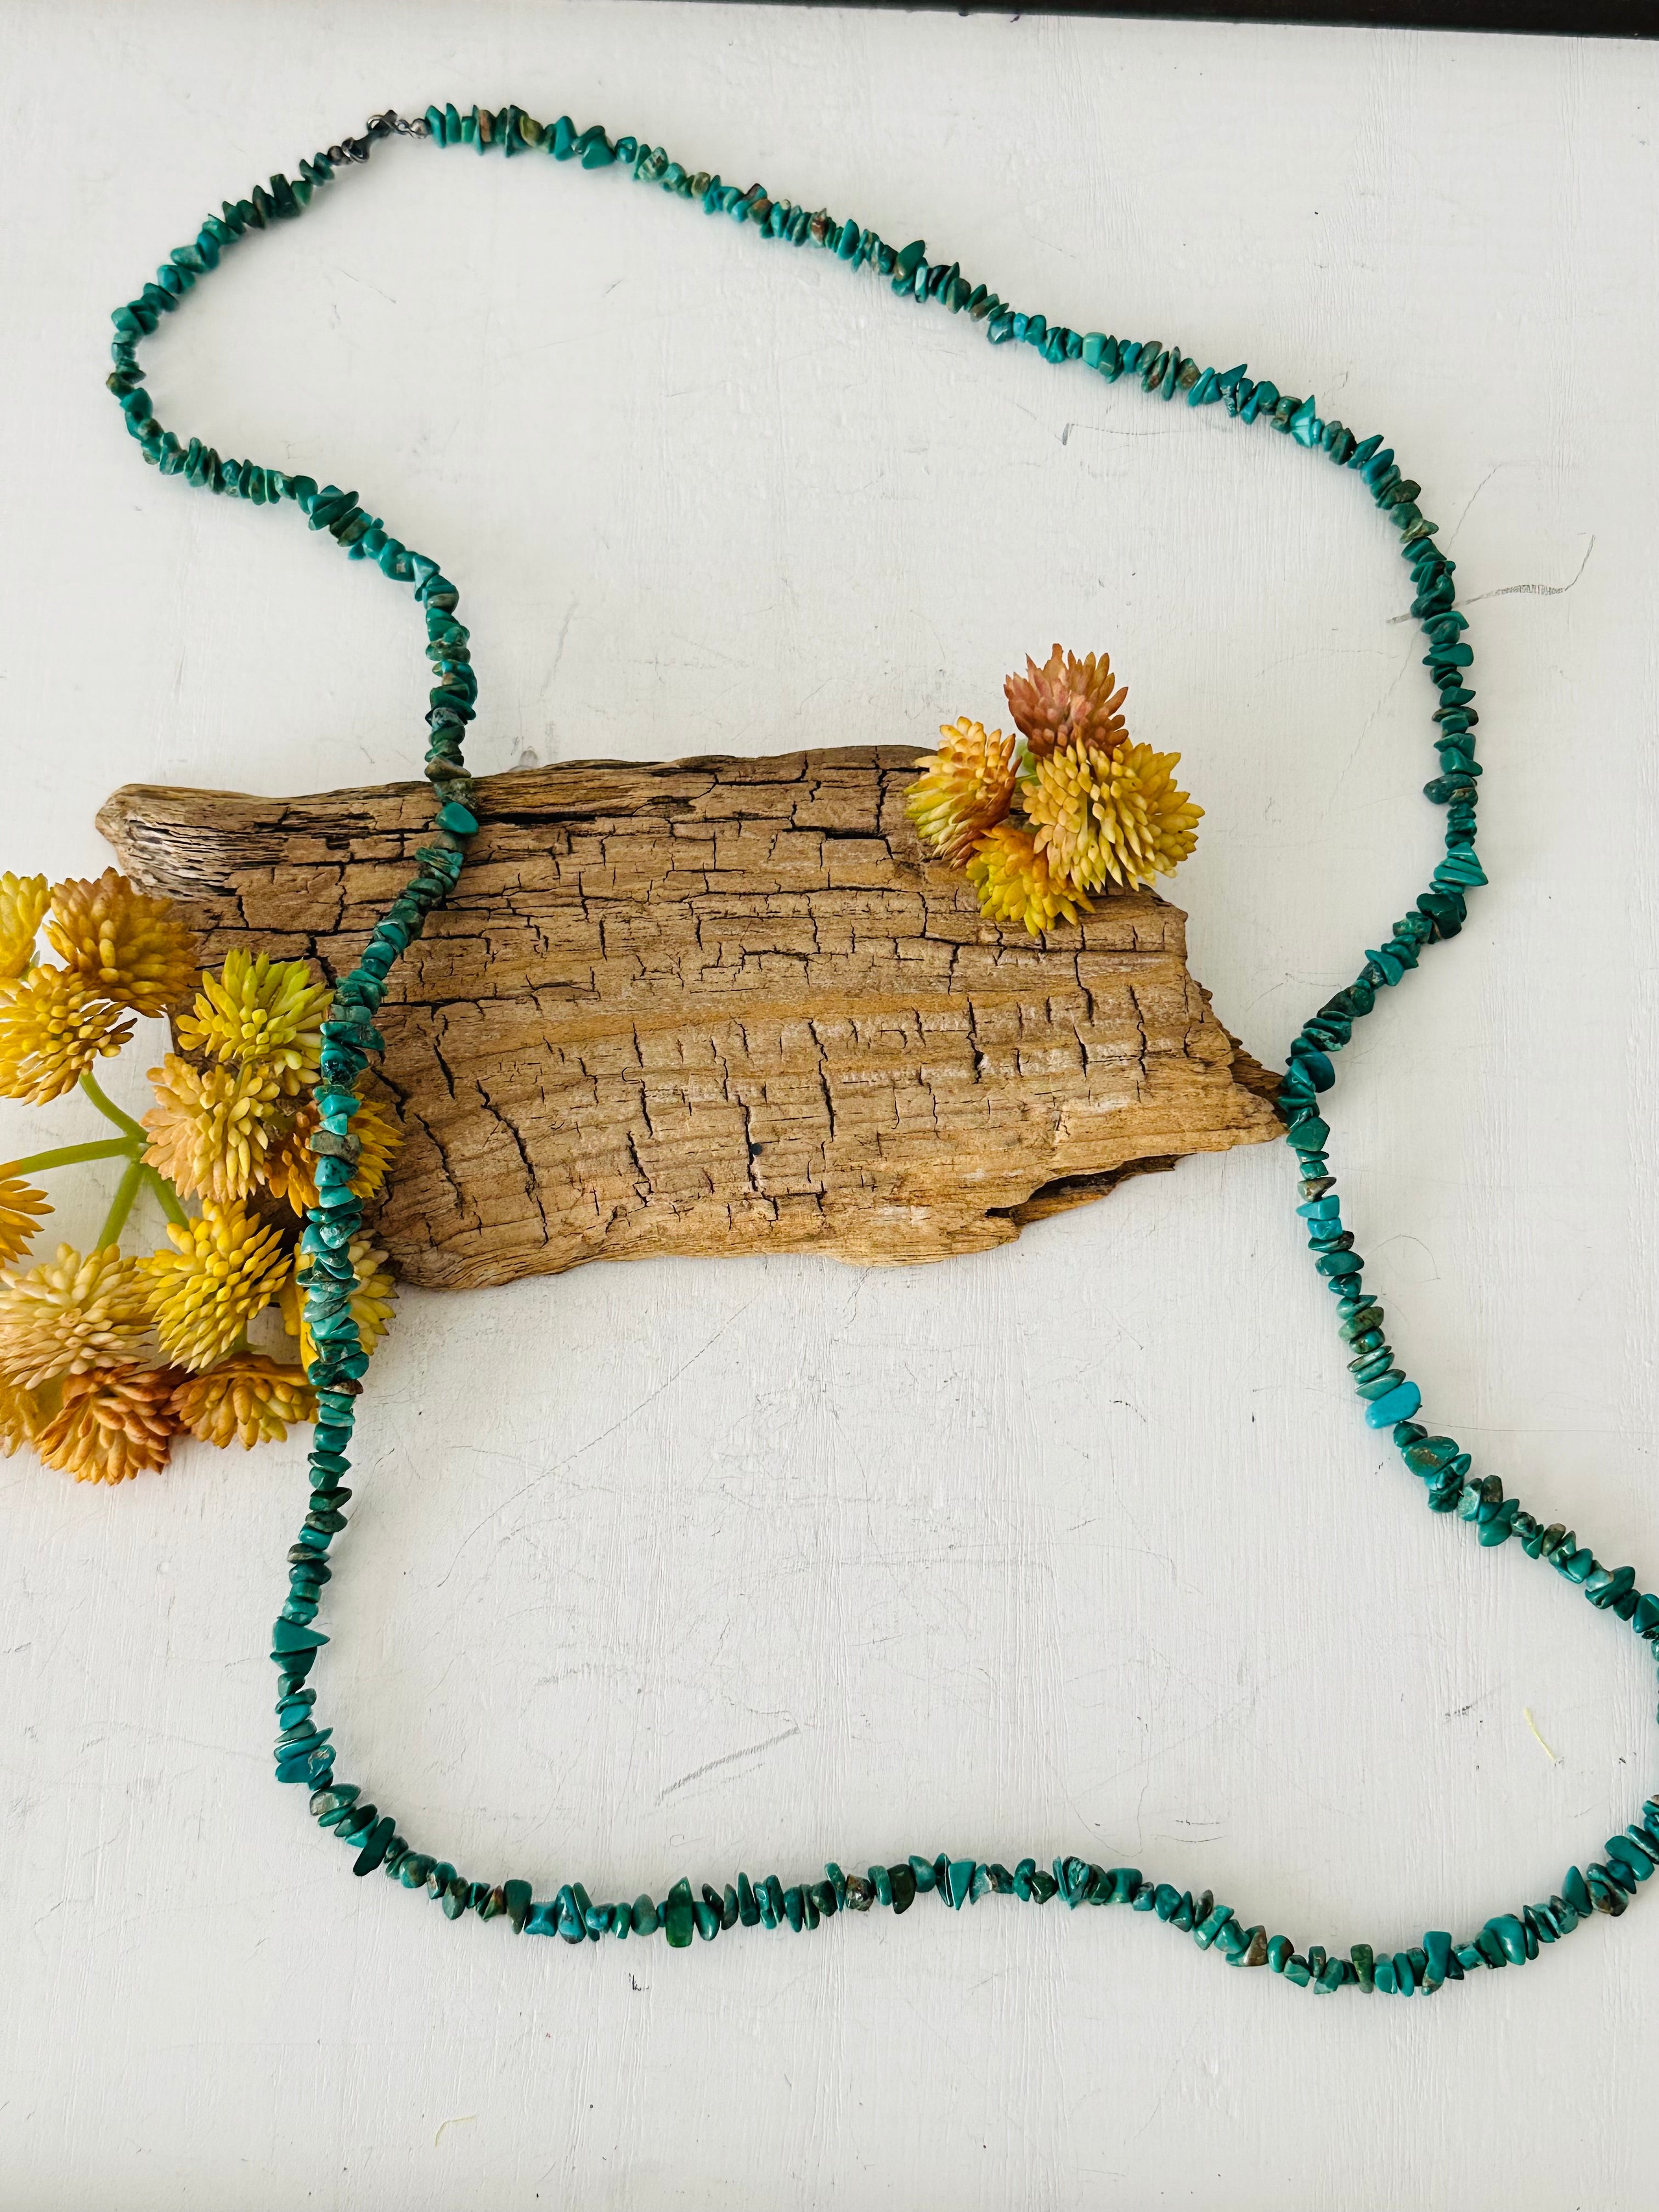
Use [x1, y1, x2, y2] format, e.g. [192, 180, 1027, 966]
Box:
[97, 748, 1282, 1291]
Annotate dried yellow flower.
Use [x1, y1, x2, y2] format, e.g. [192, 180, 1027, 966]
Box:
[266, 1093, 403, 1212]
[172, 1353, 315, 1450]
[1004, 645, 1129, 760]
[0, 1244, 154, 1388]
[281, 1233, 397, 1367]
[1023, 736, 1203, 893]
[0, 1373, 41, 1454]
[44, 868, 198, 1018]
[964, 821, 1092, 937]
[0, 873, 49, 980]
[142, 1200, 292, 1373]
[0, 1175, 50, 1267]
[35, 1364, 183, 1484]
[905, 716, 1019, 866]
[143, 1054, 287, 1204]
[0, 965, 133, 1104]
[176, 950, 331, 1091]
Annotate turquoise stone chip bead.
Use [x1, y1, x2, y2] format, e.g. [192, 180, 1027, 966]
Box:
[524, 1900, 560, 1936]
[353, 1818, 396, 1876]
[662, 1877, 695, 1948]
[1487, 1914, 1528, 1963]
[1606, 1835, 1654, 1880]
[1266, 1934, 1292, 1972]
[943, 1859, 975, 1909]
[1213, 1918, 1249, 1962]
[1423, 1931, 1451, 1989]
[1192, 1904, 1234, 1950]
[1365, 1380, 1421, 1428]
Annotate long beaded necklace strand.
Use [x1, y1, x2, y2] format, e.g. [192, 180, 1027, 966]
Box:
[103, 104, 1659, 1995]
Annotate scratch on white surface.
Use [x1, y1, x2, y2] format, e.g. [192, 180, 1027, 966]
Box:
[433, 2115, 477, 2148]
[657, 1722, 800, 1803]
[1386, 535, 1596, 620]
[1525, 1707, 1560, 1764]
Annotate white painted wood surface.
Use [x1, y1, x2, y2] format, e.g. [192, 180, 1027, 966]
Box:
[2, 5, 1656, 2205]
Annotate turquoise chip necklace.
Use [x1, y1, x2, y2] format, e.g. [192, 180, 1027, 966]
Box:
[105, 104, 1659, 1994]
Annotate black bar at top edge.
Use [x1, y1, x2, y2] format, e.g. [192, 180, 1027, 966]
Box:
[699, 0, 1657, 38]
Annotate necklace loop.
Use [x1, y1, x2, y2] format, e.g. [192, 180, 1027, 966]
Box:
[101, 100, 1659, 1989]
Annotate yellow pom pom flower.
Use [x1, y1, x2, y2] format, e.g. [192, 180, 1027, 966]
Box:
[172, 1353, 315, 1450]
[35, 1364, 183, 1485]
[281, 1233, 397, 1368]
[0, 965, 133, 1104]
[964, 821, 1092, 936]
[142, 1055, 287, 1204]
[1023, 736, 1202, 893]
[44, 868, 198, 1018]
[0, 873, 49, 980]
[142, 1200, 292, 1373]
[905, 717, 1019, 866]
[176, 950, 331, 1091]
[0, 1174, 50, 1267]
[0, 1244, 154, 1388]
[266, 1093, 403, 1212]
[1004, 644, 1129, 759]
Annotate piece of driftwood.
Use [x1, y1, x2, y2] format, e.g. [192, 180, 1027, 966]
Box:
[97, 748, 1282, 1291]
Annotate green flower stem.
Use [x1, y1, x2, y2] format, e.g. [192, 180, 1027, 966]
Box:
[142, 1165, 189, 1229]
[94, 1156, 145, 1251]
[77, 1067, 149, 1142]
[1, 1136, 136, 1178]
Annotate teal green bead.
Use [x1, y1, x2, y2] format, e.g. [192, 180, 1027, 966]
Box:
[1192, 1903, 1234, 1950]
[436, 800, 478, 836]
[662, 1877, 695, 1948]
[1356, 1368, 1406, 1400]
[1364, 1381, 1421, 1428]
[1266, 1934, 1293, 1972]
[942, 1858, 975, 1909]
[270, 1617, 327, 1653]
[1486, 1914, 1528, 1963]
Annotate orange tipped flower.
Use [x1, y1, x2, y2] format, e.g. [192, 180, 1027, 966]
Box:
[0, 1244, 153, 1388]
[176, 950, 330, 1091]
[0, 965, 133, 1104]
[266, 1092, 403, 1212]
[905, 718, 1019, 866]
[0, 873, 49, 980]
[0, 1373, 41, 1455]
[1004, 645, 1129, 759]
[281, 1233, 397, 1369]
[35, 1364, 184, 1484]
[0, 1175, 50, 1267]
[172, 1353, 315, 1449]
[143, 1055, 287, 1205]
[1023, 736, 1202, 893]
[964, 821, 1092, 936]
[142, 1200, 291, 1373]
[45, 869, 198, 1018]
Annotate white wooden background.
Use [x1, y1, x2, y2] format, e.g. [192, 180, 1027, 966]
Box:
[2, 4, 1656, 2207]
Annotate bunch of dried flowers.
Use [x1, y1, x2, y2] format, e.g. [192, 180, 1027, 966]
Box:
[0, 872, 400, 1483]
[905, 647, 1203, 934]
